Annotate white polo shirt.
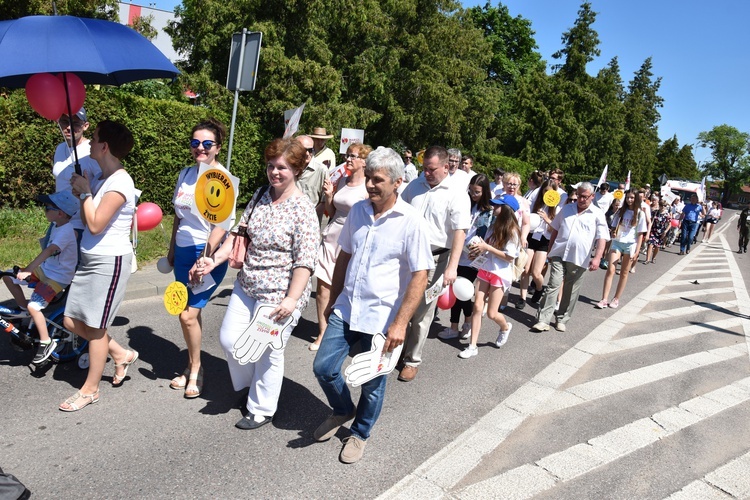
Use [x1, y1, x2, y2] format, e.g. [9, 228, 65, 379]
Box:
[548, 202, 610, 268]
[333, 197, 434, 335]
[400, 175, 471, 251]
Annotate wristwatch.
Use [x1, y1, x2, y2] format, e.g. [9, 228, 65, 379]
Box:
[79, 192, 92, 200]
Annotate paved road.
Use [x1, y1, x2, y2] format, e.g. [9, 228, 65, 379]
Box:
[1, 213, 748, 499]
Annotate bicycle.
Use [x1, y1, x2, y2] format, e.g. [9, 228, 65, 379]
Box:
[0, 267, 89, 369]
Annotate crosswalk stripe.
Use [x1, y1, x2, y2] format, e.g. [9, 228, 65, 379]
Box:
[664, 450, 750, 499]
[627, 301, 739, 323]
[457, 377, 750, 499]
[676, 268, 731, 275]
[599, 318, 744, 354]
[650, 287, 736, 302]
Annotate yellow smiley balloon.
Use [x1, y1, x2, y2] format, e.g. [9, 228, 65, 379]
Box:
[543, 190, 561, 207]
[164, 281, 188, 316]
[613, 189, 624, 200]
[194, 168, 236, 224]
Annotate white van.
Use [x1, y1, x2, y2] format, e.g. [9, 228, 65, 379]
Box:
[661, 179, 705, 203]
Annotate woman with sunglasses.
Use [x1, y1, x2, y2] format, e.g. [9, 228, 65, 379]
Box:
[165, 118, 231, 399]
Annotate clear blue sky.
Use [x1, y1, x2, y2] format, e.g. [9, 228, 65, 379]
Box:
[145, 0, 750, 163]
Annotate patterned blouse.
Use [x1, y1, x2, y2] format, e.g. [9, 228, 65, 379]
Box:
[237, 188, 319, 312]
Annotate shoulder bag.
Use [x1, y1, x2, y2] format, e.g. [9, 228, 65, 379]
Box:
[228, 186, 269, 269]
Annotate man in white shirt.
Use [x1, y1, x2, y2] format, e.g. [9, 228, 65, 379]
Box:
[399, 146, 471, 381]
[532, 182, 609, 332]
[312, 147, 433, 464]
[309, 127, 337, 170]
[447, 148, 470, 191]
[402, 149, 418, 183]
[594, 183, 614, 212]
[461, 154, 477, 178]
[295, 135, 328, 220]
[490, 168, 505, 197]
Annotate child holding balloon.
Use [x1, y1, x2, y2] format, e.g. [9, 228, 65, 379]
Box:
[459, 195, 521, 359]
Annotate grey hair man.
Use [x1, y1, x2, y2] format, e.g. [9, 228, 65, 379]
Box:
[532, 182, 610, 332]
[447, 147, 470, 190]
[295, 135, 328, 220]
[312, 147, 433, 463]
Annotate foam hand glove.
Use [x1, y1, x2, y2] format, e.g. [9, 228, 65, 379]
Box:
[232, 304, 294, 364]
[344, 334, 402, 387]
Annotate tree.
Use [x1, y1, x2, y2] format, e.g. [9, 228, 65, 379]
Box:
[129, 14, 158, 41]
[0, 0, 118, 21]
[551, 1, 600, 83]
[655, 136, 699, 182]
[697, 125, 750, 204]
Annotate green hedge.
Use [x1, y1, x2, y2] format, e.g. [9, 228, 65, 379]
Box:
[0, 86, 267, 212]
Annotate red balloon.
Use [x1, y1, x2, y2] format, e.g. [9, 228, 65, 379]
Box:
[25, 73, 66, 121]
[136, 202, 163, 231]
[437, 286, 457, 310]
[670, 219, 680, 228]
[56, 73, 86, 114]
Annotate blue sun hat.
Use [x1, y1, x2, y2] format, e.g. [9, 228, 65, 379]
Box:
[490, 194, 520, 212]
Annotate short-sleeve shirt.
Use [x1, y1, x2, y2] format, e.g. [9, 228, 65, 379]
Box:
[237, 190, 319, 312]
[80, 170, 136, 256]
[682, 203, 703, 222]
[296, 160, 328, 207]
[611, 209, 648, 244]
[400, 175, 471, 251]
[480, 232, 520, 283]
[548, 202, 610, 267]
[333, 197, 434, 335]
[41, 222, 78, 286]
[172, 165, 234, 247]
[53, 141, 102, 231]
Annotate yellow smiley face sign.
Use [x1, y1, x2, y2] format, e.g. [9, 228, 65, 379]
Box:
[613, 189, 624, 200]
[164, 281, 188, 316]
[543, 190, 561, 207]
[194, 168, 236, 225]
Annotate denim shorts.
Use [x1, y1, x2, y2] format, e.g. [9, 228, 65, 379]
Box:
[610, 240, 635, 256]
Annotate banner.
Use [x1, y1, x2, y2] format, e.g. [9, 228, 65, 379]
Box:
[624, 171, 631, 191]
[283, 103, 305, 139]
[339, 128, 364, 154]
[596, 165, 608, 190]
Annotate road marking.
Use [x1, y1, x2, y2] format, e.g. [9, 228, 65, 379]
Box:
[651, 287, 736, 301]
[626, 300, 739, 323]
[456, 377, 750, 500]
[378, 231, 748, 499]
[676, 268, 731, 275]
[665, 450, 750, 499]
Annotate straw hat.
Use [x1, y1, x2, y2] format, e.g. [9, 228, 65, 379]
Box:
[309, 127, 334, 139]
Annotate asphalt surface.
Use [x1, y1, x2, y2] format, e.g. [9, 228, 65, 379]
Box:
[1, 212, 749, 499]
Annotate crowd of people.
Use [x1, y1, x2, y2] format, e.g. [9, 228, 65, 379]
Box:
[3, 113, 738, 464]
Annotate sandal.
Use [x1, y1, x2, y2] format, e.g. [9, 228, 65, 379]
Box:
[59, 390, 100, 412]
[170, 369, 189, 390]
[184, 367, 204, 399]
[112, 350, 139, 387]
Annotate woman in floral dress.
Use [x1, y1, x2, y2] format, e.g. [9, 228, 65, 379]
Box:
[645, 199, 671, 264]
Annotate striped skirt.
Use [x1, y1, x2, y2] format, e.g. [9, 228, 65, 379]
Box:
[65, 253, 132, 329]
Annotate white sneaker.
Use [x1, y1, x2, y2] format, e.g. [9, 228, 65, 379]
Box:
[460, 323, 471, 339]
[458, 345, 478, 359]
[438, 327, 459, 340]
[495, 323, 513, 347]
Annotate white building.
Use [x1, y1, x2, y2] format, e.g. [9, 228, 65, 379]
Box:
[118, 2, 179, 62]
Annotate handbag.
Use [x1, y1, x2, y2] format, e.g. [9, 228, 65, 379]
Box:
[228, 186, 269, 269]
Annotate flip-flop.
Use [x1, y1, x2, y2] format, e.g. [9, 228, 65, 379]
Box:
[170, 369, 189, 390]
[184, 367, 204, 399]
[112, 350, 139, 387]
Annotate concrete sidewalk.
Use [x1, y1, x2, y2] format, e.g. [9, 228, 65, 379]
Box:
[0, 260, 237, 305]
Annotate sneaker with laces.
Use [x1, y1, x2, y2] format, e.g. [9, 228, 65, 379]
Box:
[458, 345, 478, 359]
[495, 323, 512, 347]
[460, 323, 471, 339]
[595, 300, 608, 309]
[314, 410, 357, 441]
[32, 339, 57, 365]
[609, 298, 619, 309]
[340, 436, 367, 464]
[531, 322, 550, 332]
[555, 322, 566, 332]
[438, 327, 460, 340]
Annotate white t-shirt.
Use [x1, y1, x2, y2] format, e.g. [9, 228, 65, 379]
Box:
[172, 165, 234, 248]
[449, 169, 471, 192]
[41, 222, 78, 286]
[480, 232, 520, 288]
[548, 202, 610, 268]
[52, 140, 102, 230]
[81, 170, 136, 256]
[611, 209, 648, 244]
[490, 181, 504, 198]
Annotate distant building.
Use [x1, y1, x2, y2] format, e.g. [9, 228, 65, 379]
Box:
[118, 2, 179, 62]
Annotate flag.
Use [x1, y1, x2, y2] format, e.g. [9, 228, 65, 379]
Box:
[625, 171, 631, 191]
[699, 176, 706, 201]
[282, 103, 305, 139]
[596, 165, 608, 189]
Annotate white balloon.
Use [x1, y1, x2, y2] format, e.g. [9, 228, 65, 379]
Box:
[453, 277, 475, 301]
[156, 257, 173, 274]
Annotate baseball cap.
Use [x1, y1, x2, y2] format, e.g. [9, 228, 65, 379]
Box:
[490, 194, 520, 212]
[38, 191, 79, 217]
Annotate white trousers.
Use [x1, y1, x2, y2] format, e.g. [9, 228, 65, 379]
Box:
[219, 281, 299, 417]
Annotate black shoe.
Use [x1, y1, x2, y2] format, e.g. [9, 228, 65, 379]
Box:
[32, 340, 57, 365]
[515, 299, 526, 310]
[530, 289, 545, 305]
[235, 413, 273, 430]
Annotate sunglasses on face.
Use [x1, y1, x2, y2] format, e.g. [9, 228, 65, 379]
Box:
[45, 205, 58, 212]
[305, 147, 315, 154]
[190, 139, 217, 149]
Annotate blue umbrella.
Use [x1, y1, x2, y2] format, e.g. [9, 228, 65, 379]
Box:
[0, 15, 180, 173]
[0, 15, 180, 87]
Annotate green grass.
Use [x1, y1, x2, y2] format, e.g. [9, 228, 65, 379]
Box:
[0, 207, 173, 270]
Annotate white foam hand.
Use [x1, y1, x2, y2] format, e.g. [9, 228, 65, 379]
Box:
[232, 305, 290, 364]
[344, 334, 402, 387]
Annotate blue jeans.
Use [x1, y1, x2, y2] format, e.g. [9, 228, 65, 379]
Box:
[312, 313, 387, 440]
[680, 220, 698, 253]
